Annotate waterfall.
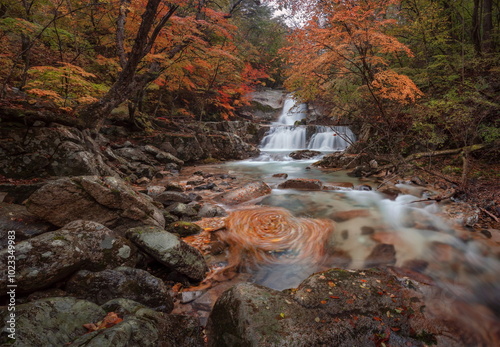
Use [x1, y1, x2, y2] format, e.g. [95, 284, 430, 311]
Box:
[259, 95, 355, 152]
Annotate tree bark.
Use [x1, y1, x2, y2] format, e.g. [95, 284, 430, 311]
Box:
[79, 1, 178, 130]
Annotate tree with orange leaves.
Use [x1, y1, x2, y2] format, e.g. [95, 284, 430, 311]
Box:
[282, 0, 422, 133]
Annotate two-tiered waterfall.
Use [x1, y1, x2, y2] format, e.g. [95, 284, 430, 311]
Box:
[259, 96, 355, 152]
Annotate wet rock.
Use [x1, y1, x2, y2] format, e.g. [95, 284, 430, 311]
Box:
[26, 176, 165, 232]
[163, 211, 179, 224]
[364, 243, 396, 267]
[0, 220, 137, 293]
[65, 267, 173, 313]
[215, 181, 272, 205]
[167, 221, 202, 237]
[272, 173, 288, 179]
[194, 182, 216, 190]
[198, 204, 228, 218]
[323, 182, 354, 190]
[289, 150, 322, 160]
[0, 202, 54, 250]
[126, 226, 208, 281]
[329, 210, 371, 222]
[166, 202, 199, 220]
[379, 186, 402, 200]
[0, 297, 105, 346]
[355, 184, 372, 191]
[278, 178, 323, 190]
[154, 191, 192, 206]
[207, 268, 493, 347]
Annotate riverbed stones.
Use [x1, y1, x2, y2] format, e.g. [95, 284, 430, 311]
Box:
[65, 267, 173, 313]
[0, 220, 137, 293]
[126, 226, 208, 281]
[26, 176, 165, 232]
[215, 181, 272, 205]
[278, 178, 324, 190]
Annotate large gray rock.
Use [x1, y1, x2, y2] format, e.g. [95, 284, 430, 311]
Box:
[0, 125, 117, 179]
[0, 202, 54, 250]
[65, 267, 174, 313]
[154, 191, 192, 206]
[0, 220, 136, 293]
[0, 297, 204, 347]
[70, 306, 204, 347]
[127, 226, 208, 281]
[215, 181, 271, 205]
[207, 268, 494, 347]
[0, 297, 105, 346]
[26, 176, 165, 232]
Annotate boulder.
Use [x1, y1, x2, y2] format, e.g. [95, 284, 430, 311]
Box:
[0, 202, 54, 250]
[0, 297, 204, 347]
[215, 181, 272, 205]
[289, 150, 322, 160]
[278, 178, 323, 190]
[166, 221, 203, 237]
[0, 297, 105, 346]
[198, 204, 228, 218]
[154, 191, 192, 206]
[0, 220, 137, 293]
[126, 226, 208, 281]
[70, 307, 204, 347]
[0, 125, 117, 179]
[26, 176, 165, 232]
[65, 267, 173, 313]
[166, 202, 199, 220]
[272, 173, 288, 179]
[207, 268, 495, 347]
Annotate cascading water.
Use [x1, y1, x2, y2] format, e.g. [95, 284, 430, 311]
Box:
[259, 95, 355, 152]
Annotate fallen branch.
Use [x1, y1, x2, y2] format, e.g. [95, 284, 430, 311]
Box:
[480, 207, 500, 223]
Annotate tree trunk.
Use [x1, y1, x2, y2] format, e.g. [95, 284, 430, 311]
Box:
[482, 0, 494, 52]
[79, 0, 178, 130]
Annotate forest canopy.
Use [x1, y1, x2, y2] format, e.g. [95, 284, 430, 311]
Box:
[0, 0, 498, 158]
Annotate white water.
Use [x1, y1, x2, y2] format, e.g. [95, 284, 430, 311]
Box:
[217, 95, 500, 319]
[259, 95, 355, 151]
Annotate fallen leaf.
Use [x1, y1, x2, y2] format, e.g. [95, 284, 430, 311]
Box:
[83, 312, 123, 333]
[373, 316, 382, 321]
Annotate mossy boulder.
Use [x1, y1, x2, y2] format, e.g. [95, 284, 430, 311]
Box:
[126, 226, 208, 281]
[0, 220, 137, 294]
[167, 221, 203, 237]
[65, 267, 174, 313]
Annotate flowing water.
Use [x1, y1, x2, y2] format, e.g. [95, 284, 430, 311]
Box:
[192, 96, 499, 322]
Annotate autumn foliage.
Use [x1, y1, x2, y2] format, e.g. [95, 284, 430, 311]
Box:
[282, 0, 422, 120]
[0, 0, 275, 123]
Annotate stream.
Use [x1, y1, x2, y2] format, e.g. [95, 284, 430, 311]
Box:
[177, 96, 500, 329]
